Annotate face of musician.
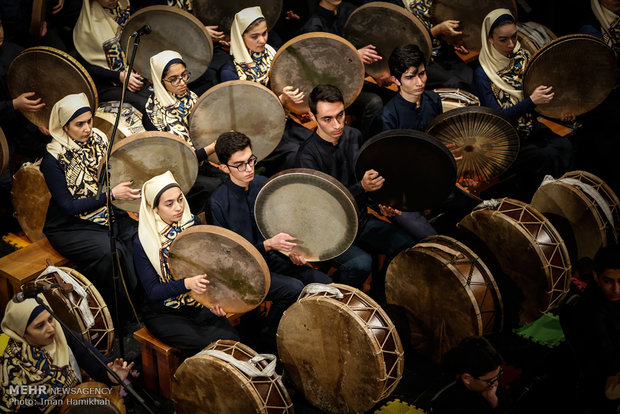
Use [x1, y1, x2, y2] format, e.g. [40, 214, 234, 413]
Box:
[243, 20, 268, 53]
[163, 63, 189, 95]
[489, 22, 518, 57]
[319, 0, 343, 11]
[392, 64, 427, 103]
[461, 365, 502, 394]
[595, 268, 620, 301]
[63, 111, 93, 142]
[601, 0, 620, 12]
[24, 310, 56, 347]
[221, 146, 256, 187]
[312, 100, 346, 144]
[154, 186, 185, 225]
[95, 0, 118, 9]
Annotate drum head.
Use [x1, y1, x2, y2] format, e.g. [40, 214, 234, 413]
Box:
[255, 168, 359, 261]
[270, 33, 365, 114]
[523, 34, 617, 118]
[120, 6, 213, 81]
[386, 235, 502, 361]
[425, 106, 519, 182]
[7, 46, 97, 127]
[192, 0, 283, 32]
[109, 131, 198, 212]
[94, 101, 145, 141]
[11, 162, 50, 242]
[189, 80, 285, 163]
[343, 2, 432, 79]
[0, 127, 8, 177]
[430, 0, 517, 52]
[355, 129, 456, 211]
[168, 225, 270, 314]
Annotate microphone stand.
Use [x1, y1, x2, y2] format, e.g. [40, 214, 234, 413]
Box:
[34, 295, 156, 414]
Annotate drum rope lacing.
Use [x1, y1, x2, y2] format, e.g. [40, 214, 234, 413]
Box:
[199, 349, 277, 378]
[37, 266, 95, 328]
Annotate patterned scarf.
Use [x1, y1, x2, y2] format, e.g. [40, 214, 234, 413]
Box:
[145, 91, 198, 147]
[101, 4, 129, 72]
[405, 0, 442, 57]
[592, 0, 620, 54]
[234, 45, 275, 86]
[56, 132, 109, 225]
[168, 0, 193, 12]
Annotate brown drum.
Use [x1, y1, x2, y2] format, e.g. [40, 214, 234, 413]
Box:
[277, 283, 404, 414]
[516, 22, 556, 55]
[189, 80, 286, 162]
[523, 34, 617, 119]
[434, 88, 480, 113]
[10, 160, 51, 242]
[458, 198, 571, 325]
[254, 168, 358, 261]
[173, 340, 293, 414]
[269, 32, 365, 114]
[386, 235, 503, 361]
[343, 2, 432, 79]
[430, 0, 518, 52]
[0, 126, 8, 177]
[425, 106, 520, 182]
[94, 101, 145, 141]
[30, 0, 46, 40]
[23, 267, 115, 356]
[192, 0, 283, 32]
[7, 46, 98, 127]
[531, 171, 619, 262]
[108, 131, 198, 212]
[355, 129, 457, 211]
[60, 381, 125, 414]
[120, 6, 213, 81]
[168, 225, 270, 314]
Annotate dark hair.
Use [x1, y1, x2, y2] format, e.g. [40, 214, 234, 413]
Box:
[154, 183, 180, 207]
[441, 336, 503, 378]
[215, 131, 252, 165]
[65, 107, 91, 126]
[163, 58, 185, 79]
[594, 245, 620, 275]
[308, 84, 344, 115]
[489, 14, 515, 37]
[244, 17, 266, 34]
[388, 44, 426, 82]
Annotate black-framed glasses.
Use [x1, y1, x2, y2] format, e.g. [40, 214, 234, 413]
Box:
[163, 71, 191, 86]
[476, 368, 503, 388]
[227, 155, 258, 172]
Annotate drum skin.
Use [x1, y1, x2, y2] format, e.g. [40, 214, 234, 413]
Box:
[168, 225, 270, 314]
[192, 0, 283, 32]
[11, 161, 51, 242]
[60, 381, 125, 414]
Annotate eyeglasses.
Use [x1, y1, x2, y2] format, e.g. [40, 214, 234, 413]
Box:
[227, 155, 258, 172]
[476, 368, 503, 388]
[163, 71, 191, 86]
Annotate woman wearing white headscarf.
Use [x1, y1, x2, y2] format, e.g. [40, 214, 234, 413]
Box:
[132, 171, 239, 357]
[580, 0, 620, 82]
[473, 9, 573, 199]
[40, 93, 140, 311]
[0, 295, 132, 412]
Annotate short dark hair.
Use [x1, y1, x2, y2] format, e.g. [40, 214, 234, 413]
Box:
[441, 336, 503, 378]
[308, 84, 344, 115]
[215, 131, 252, 165]
[594, 245, 620, 275]
[388, 44, 426, 82]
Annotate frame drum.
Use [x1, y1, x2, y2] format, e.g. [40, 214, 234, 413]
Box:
[355, 129, 457, 211]
[108, 131, 198, 212]
[255, 168, 358, 261]
[270, 32, 365, 114]
[523, 34, 617, 119]
[94, 101, 145, 141]
[168, 225, 270, 314]
[11, 160, 51, 242]
[192, 0, 283, 32]
[173, 340, 293, 414]
[277, 283, 404, 414]
[60, 381, 125, 414]
[7, 46, 97, 127]
[516, 22, 556, 56]
[189, 80, 286, 163]
[120, 6, 213, 81]
[434, 88, 480, 113]
[343, 2, 432, 79]
[458, 198, 571, 325]
[0, 127, 9, 179]
[23, 267, 115, 356]
[386, 235, 503, 361]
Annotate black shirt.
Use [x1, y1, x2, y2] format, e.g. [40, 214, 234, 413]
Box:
[381, 90, 442, 132]
[300, 2, 357, 35]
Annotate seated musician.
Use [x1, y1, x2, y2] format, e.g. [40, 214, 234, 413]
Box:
[133, 171, 239, 357]
[295, 84, 416, 296]
[40, 93, 140, 312]
[210, 131, 331, 348]
[73, 0, 149, 113]
[0, 295, 133, 412]
[473, 9, 574, 200]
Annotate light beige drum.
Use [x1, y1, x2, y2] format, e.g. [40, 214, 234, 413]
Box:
[94, 101, 145, 141]
[11, 160, 51, 242]
[434, 88, 480, 113]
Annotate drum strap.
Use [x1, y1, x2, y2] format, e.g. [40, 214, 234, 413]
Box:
[300, 283, 344, 300]
[200, 350, 277, 378]
[37, 266, 95, 329]
[541, 175, 617, 241]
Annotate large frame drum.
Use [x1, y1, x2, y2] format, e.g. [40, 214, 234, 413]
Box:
[11, 160, 51, 242]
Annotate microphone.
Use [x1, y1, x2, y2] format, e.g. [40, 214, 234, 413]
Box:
[13, 284, 63, 303]
[131, 24, 152, 37]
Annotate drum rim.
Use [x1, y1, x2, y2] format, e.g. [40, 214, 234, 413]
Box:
[0, 127, 8, 180]
[29, 0, 46, 39]
[433, 87, 481, 103]
[563, 170, 620, 230]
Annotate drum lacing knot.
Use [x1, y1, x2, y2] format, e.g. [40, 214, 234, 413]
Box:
[199, 349, 277, 378]
[299, 283, 344, 300]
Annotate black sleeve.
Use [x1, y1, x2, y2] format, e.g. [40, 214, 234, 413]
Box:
[77, 54, 120, 84]
[63, 326, 111, 384]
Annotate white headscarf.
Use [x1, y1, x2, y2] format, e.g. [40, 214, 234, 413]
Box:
[591, 0, 620, 48]
[150, 50, 185, 108]
[479, 9, 524, 102]
[230, 6, 265, 65]
[138, 171, 193, 277]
